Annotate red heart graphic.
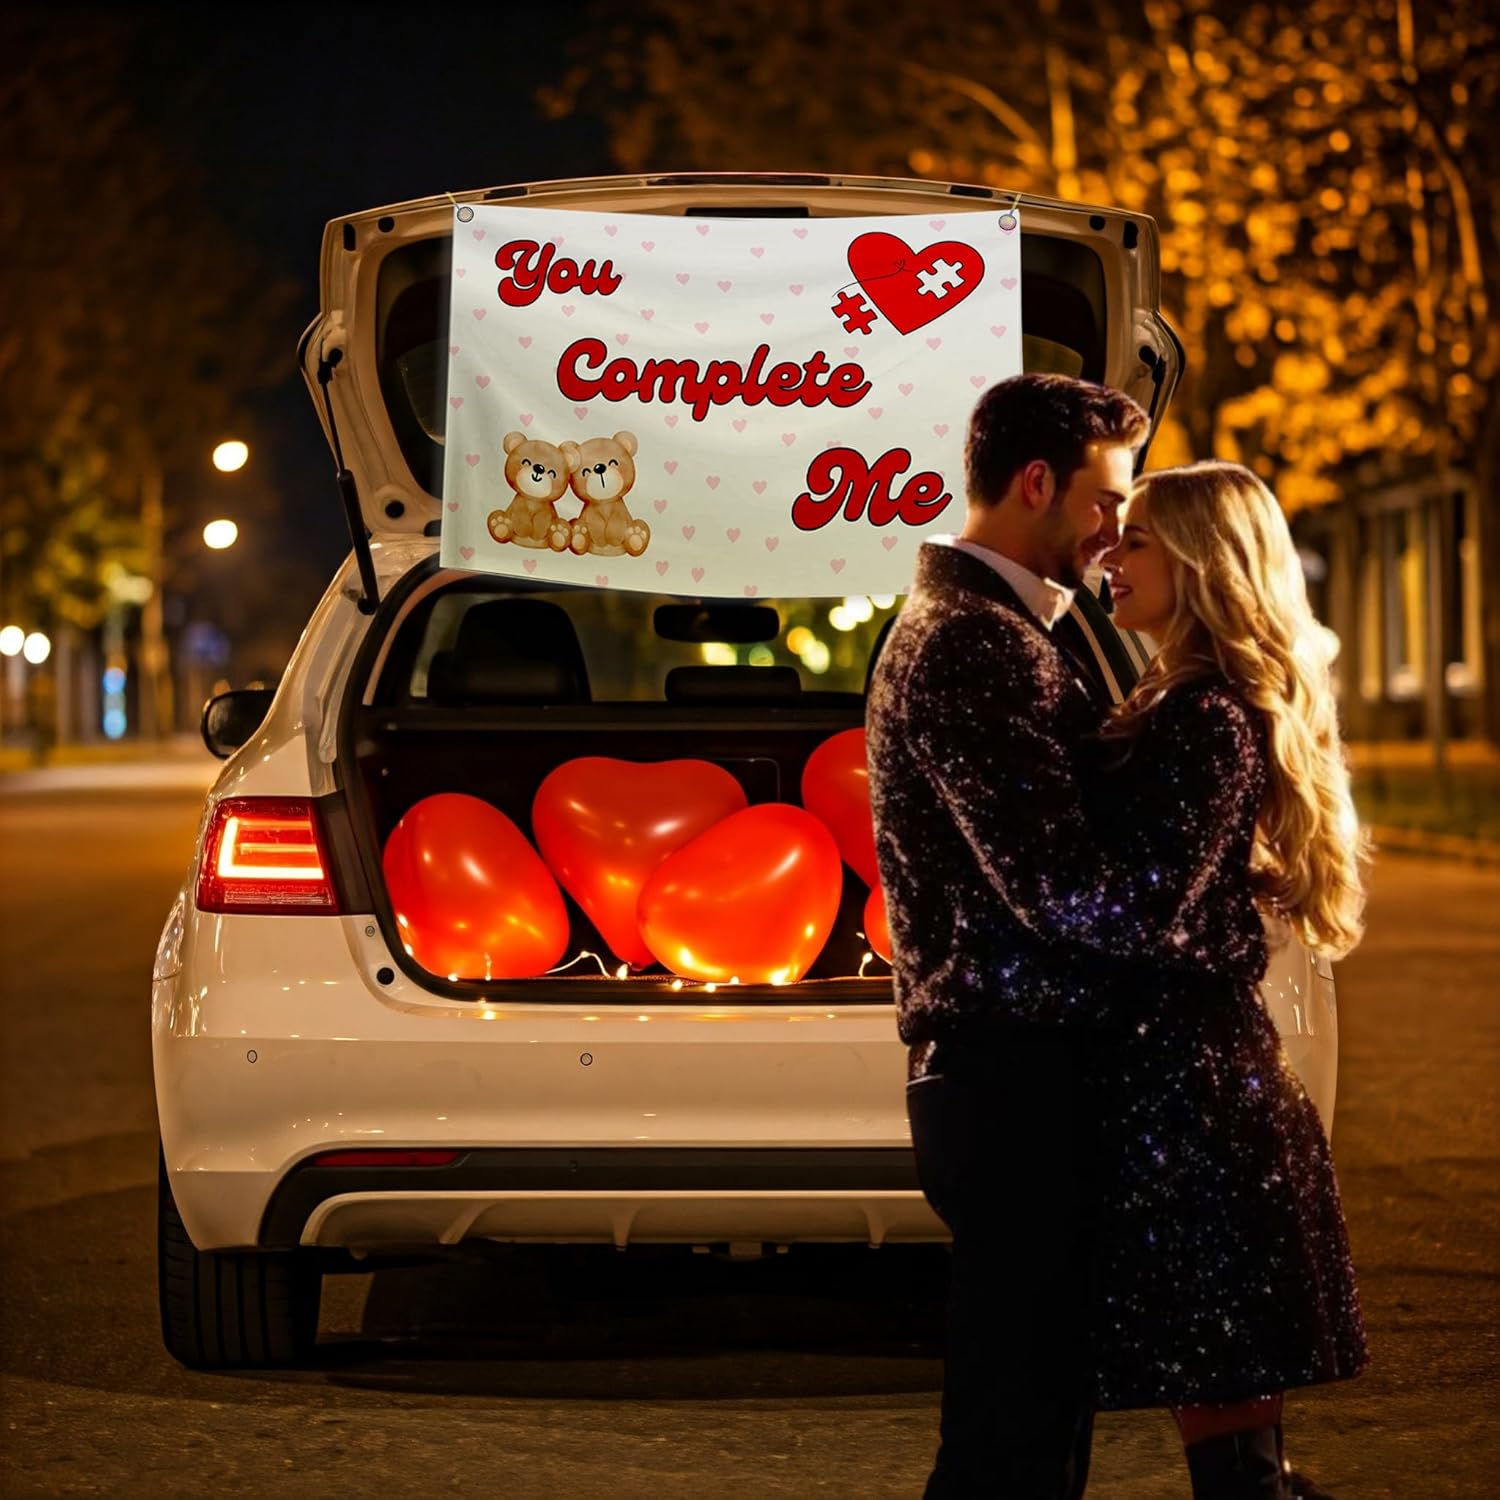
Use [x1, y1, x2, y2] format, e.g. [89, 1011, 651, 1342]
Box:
[846, 232, 985, 335]
[532, 758, 748, 967]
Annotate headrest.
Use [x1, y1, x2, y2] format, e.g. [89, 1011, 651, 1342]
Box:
[665, 666, 802, 704]
[426, 598, 590, 705]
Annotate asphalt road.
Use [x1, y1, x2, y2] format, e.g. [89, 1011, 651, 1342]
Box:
[0, 772, 1496, 1498]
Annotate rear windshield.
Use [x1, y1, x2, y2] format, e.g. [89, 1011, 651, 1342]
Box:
[377, 225, 1107, 499]
[374, 580, 898, 707]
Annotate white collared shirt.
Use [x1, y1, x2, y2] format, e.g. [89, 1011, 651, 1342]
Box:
[931, 535, 1077, 631]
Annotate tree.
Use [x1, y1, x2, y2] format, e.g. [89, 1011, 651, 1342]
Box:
[0, 17, 298, 731]
[545, 0, 1497, 513]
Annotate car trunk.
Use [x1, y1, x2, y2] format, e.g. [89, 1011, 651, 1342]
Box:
[311, 171, 1181, 1003]
[338, 564, 895, 1001]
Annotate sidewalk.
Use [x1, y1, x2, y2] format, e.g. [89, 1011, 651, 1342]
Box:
[0, 735, 218, 795]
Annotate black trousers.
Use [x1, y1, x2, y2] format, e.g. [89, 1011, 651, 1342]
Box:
[907, 1036, 1099, 1499]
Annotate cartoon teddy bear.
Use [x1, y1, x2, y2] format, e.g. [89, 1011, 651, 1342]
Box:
[487, 432, 576, 551]
[558, 431, 651, 558]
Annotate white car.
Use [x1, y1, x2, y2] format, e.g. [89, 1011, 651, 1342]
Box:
[152, 172, 1337, 1369]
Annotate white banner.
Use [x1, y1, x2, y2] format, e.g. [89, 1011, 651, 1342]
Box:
[439, 205, 1023, 596]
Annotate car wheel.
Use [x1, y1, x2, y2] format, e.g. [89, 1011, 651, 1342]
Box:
[157, 1146, 321, 1369]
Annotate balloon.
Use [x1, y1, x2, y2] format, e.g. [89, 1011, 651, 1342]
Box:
[800, 728, 878, 887]
[864, 883, 892, 964]
[383, 793, 569, 980]
[532, 757, 747, 968]
[638, 803, 843, 984]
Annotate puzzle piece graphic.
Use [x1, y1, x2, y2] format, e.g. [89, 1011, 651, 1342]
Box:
[832, 290, 878, 335]
[916, 257, 967, 299]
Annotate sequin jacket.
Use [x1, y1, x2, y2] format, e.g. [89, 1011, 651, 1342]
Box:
[865, 542, 1267, 1042]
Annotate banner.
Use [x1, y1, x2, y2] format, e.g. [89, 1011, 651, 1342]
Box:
[440, 205, 1023, 596]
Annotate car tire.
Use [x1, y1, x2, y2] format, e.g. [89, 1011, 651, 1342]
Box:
[157, 1147, 321, 1369]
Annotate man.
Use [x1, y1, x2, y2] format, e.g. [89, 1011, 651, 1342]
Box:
[865, 372, 1149, 1497]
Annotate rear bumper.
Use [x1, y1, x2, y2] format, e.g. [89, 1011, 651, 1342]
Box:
[262, 1147, 935, 1250]
[153, 913, 937, 1251]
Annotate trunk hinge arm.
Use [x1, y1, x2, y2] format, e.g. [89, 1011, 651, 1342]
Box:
[315, 347, 380, 616]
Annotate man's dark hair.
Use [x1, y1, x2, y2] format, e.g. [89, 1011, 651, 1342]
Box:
[964, 373, 1150, 505]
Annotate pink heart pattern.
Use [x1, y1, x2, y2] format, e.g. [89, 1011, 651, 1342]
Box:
[464, 454, 480, 468]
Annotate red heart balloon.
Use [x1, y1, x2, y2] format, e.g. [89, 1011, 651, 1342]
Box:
[801, 727, 878, 888]
[532, 757, 748, 967]
[638, 803, 843, 984]
[864, 883, 892, 964]
[383, 793, 569, 980]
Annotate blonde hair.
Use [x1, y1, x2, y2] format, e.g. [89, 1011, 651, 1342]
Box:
[1106, 460, 1369, 958]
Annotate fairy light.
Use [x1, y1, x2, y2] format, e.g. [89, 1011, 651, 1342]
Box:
[546, 948, 614, 977]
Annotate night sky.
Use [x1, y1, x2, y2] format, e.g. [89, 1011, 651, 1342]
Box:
[95, 3, 611, 629]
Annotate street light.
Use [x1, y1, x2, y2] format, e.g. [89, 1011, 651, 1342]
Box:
[203, 519, 240, 550]
[212, 440, 249, 474]
[0, 625, 23, 657]
[22, 631, 51, 665]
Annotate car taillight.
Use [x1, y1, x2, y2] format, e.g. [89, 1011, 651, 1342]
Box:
[196, 797, 340, 915]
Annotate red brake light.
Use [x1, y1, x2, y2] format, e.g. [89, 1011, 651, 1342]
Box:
[196, 797, 340, 914]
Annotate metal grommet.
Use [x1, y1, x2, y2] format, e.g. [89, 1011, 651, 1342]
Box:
[246, 1050, 258, 1063]
[456, 205, 475, 223]
[580, 1052, 593, 1067]
[364, 924, 376, 938]
[998, 211, 1018, 232]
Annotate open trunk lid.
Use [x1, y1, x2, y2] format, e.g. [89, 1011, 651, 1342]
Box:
[301, 172, 1182, 554]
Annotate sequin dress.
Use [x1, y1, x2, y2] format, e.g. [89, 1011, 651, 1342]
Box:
[1079, 679, 1367, 1409]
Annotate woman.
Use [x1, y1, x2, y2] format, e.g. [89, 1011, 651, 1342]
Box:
[1081, 459, 1369, 1498]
